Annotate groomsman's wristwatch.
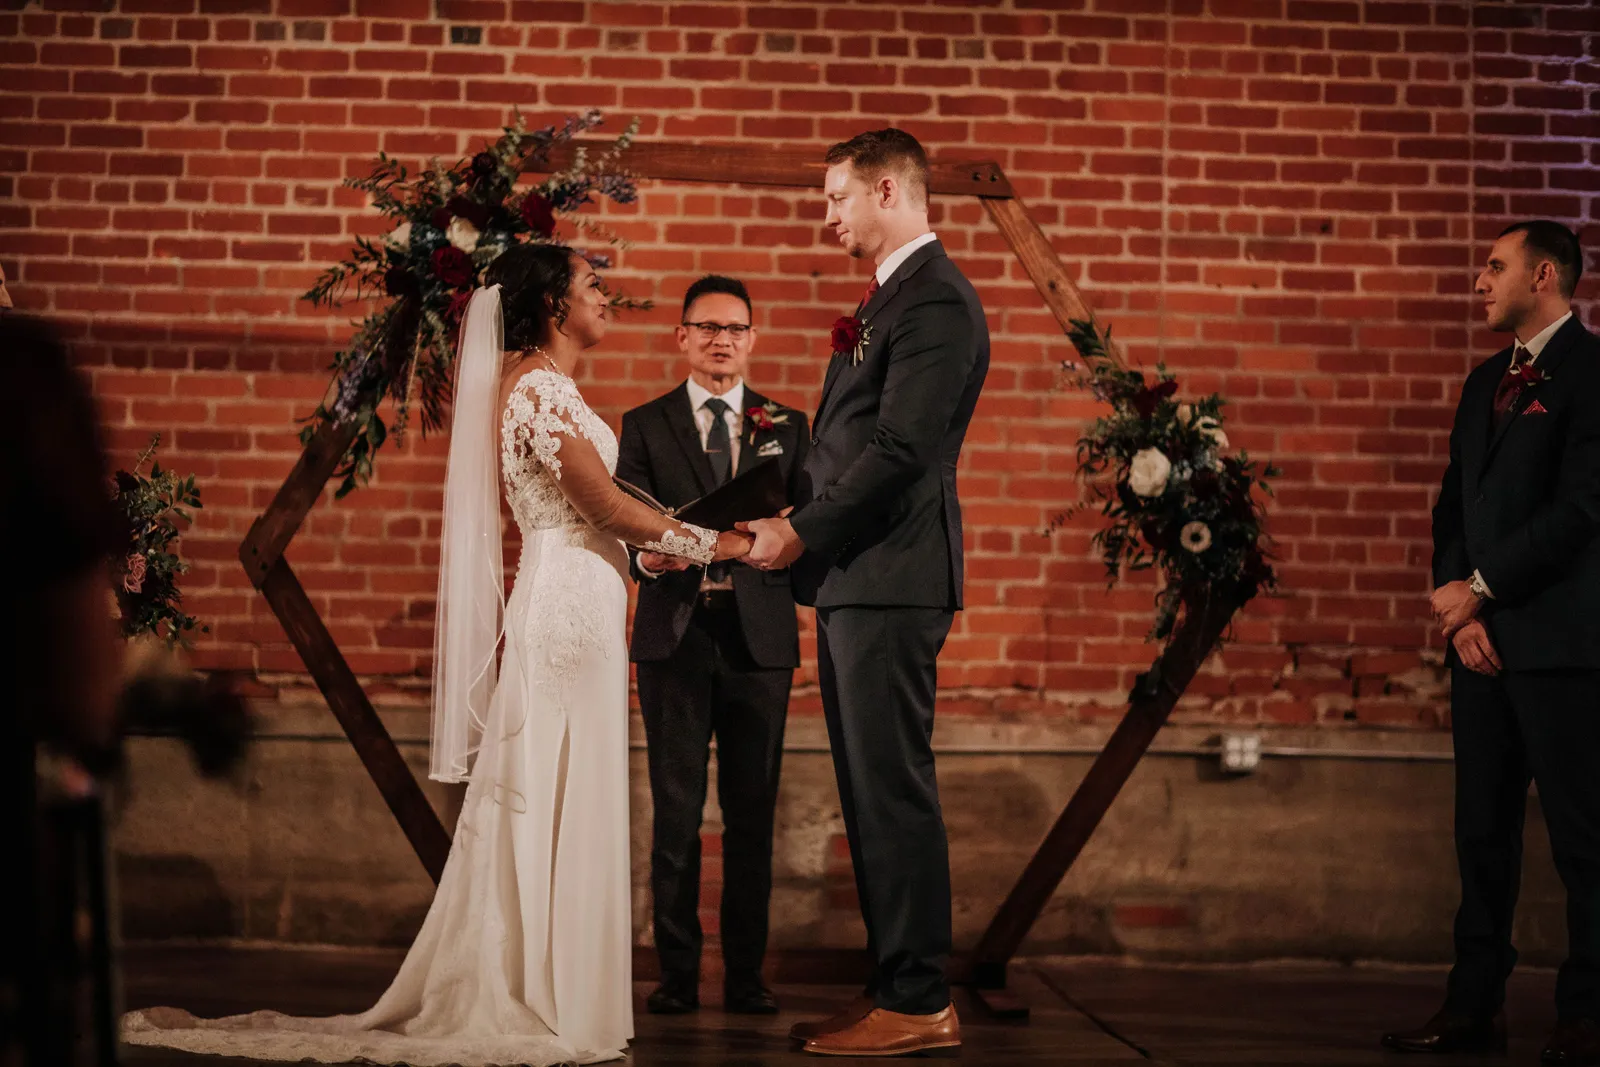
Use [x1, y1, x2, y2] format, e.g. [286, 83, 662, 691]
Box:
[1469, 572, 1491, 600]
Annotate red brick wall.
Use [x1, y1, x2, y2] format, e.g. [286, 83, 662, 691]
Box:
[4, 0, 1596, 728]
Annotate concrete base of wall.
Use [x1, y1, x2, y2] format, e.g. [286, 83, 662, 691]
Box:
[111, 702, 1569, 965]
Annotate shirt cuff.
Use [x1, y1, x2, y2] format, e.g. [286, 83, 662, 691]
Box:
[1471, 569, 1494, 600]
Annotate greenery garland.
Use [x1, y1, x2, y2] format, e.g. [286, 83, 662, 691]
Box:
[300, 110, 645, 497]
[1056, 319, 1278, 642]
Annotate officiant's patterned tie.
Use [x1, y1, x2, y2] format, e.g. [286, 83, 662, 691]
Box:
[1492, 344, 1532, 432]
[703, 396, 732, 583]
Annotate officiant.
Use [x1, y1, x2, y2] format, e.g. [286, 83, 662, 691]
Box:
[616, 275, 809, 1017]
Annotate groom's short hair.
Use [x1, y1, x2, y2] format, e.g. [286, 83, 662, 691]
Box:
[825, 129, 930, 208]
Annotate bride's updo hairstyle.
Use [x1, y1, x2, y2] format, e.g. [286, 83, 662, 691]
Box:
[485, 242, 575, 351]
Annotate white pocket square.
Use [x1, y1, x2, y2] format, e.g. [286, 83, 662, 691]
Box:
[756, 440, 784, 457]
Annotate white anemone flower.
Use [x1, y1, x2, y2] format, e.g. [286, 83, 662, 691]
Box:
[1180, 521, 1213, 554]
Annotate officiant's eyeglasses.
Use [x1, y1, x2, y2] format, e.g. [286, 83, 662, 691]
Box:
[682, 321, 752, 341]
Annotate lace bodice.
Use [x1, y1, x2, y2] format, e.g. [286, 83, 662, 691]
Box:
[499, 368, 718, 563]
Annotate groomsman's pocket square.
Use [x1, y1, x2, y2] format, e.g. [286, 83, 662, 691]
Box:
[1525, 399, 1550, 414]
[756, 440, 785, 457]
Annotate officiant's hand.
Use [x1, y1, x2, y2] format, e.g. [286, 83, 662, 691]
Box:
[713, 530, 755, 563]
[1431, 580, 1481, 638]
[1452, 618, 1502, 675]
[637, 551, 693, 573]
[739, 509, 804, 570]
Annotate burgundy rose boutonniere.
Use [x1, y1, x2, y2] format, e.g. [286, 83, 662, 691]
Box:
[745, 400, 789, 444]
[1506, 362, 1549, 387]
[831, 314, 873, 366]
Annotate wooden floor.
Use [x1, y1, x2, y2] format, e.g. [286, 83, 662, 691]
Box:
[120, 943, 1562, 1065]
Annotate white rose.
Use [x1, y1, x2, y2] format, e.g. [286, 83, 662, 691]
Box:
[446, 216, 480, 253]
[383, 221, 411, 250]
[1180, 521, 1213, 554]
[1195, 415, 1229, 451]
[1127, 447, 1171, 498]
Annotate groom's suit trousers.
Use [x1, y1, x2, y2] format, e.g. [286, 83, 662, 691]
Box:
[816, 604, 955, 1016]
[1447, 665, 1600, 1021]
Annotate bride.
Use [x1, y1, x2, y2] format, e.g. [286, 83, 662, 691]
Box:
[123, 243, 751, 1065]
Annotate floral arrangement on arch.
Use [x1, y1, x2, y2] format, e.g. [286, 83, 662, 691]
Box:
[301, 109, 645, 498]
[113, 434, 206, 644]
[1056, 319, 1278, 641]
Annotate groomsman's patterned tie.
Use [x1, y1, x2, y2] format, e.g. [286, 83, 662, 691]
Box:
[1492, 344, 1532, 431]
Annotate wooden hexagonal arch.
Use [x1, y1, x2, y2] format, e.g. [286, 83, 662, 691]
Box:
[237, 140, 1244, 998]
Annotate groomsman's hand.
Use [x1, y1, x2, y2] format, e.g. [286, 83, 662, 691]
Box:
[1452, 618, 1503, 675]
[739, 510, 803, 570]
[1431, 579, 1481, 638]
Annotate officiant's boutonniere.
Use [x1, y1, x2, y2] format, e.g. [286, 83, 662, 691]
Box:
[745, 401, 789, 444]
[831, 315, 873, 366]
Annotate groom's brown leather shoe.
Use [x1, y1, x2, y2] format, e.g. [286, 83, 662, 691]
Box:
[802, 1005, 960, 1057]
[1381, 1008, 1506, 1054]
[788, 996, 874, 1042]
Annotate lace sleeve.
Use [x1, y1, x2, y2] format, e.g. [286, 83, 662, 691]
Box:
[505, 374, 718, 564]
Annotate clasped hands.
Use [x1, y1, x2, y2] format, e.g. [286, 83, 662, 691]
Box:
[635, 508, 804, 574]
[1431, 579, 1501, 675]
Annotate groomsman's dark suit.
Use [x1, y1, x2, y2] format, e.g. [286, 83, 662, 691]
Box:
[789, 237, 989, 1015]
[615, 381, 808, 1004]
[1431, 312, 1600, 1025]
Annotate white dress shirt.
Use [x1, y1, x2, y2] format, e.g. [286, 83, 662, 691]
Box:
[1472, 308, 1574, 600]
[875, 231, 939, 287]
[1517, 309, 1574, 364]
[686, 376, 745, 472]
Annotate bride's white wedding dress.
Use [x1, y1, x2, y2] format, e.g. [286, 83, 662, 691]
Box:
[123, 365, 717, 1066]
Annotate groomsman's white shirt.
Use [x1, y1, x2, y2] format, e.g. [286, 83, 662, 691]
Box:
[686, 376, 745, 471]
[876, 231, 939, 287]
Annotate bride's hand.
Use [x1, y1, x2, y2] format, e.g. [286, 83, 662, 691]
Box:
[713, 530, 754, 562]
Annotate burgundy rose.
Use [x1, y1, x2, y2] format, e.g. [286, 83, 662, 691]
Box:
[383, 265, 414, 297]
[1132, 377, 1179, 421]
[747, 405, 775, 432]
[470, 151, 496, 177]
[446, 194, 491, 231]
[430, 206, 453, 231]
[831, 315, 863, 354]
[1189, 467, 1221, 500]
[430, 246, 474, 289]
[445, 289, 473, 325]
[1140, 519, 1174, 553]
[520, 194, 556, 237]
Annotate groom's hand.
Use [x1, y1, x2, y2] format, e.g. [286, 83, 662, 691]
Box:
[1452, 618, 1503, 675]
[739, 513, 804, 570]
[1431, 579, 1480, 638]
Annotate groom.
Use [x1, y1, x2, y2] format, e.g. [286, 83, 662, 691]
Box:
[744, 128, 989, 1057]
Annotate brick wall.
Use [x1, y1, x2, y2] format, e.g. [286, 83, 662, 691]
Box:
[4, 0, 1596, 729]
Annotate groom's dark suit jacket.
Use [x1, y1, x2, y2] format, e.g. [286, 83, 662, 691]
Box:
[1432, 313, 1600, 670]
[616, 383, 809, 669]
[790, 240, 990, 608]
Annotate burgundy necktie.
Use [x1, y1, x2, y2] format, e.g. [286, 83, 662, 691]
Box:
[858, 276, 879, 311]
[1491, 344, 1532, 428]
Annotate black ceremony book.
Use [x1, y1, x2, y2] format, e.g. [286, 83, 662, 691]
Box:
[614, 458, 788, 531]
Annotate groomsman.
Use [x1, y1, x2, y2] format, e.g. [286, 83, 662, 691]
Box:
[1386, 221, 1600, 1063]
[615, 275, 809, 1016]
